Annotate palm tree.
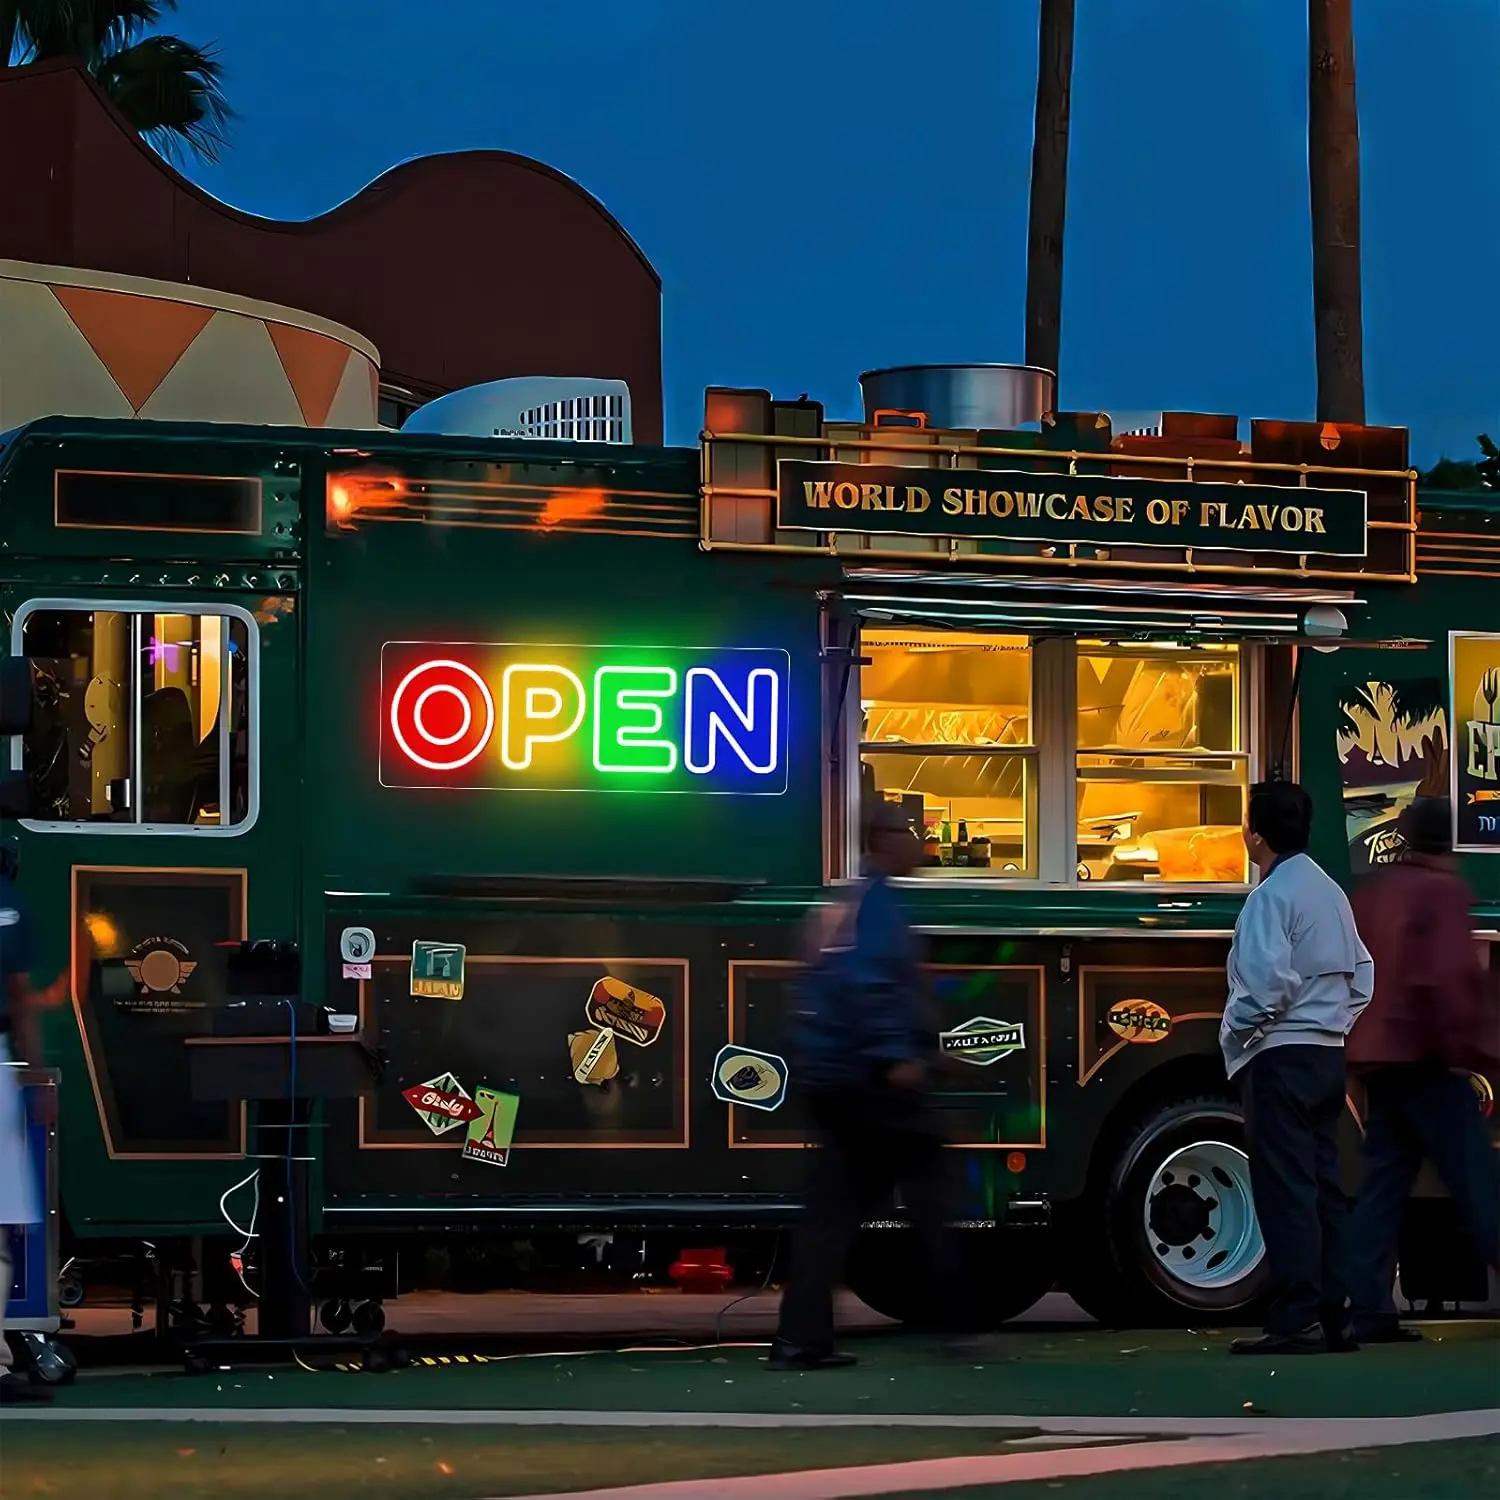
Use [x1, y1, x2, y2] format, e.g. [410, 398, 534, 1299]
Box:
[1024, 0, 1074, 388]
[1308, 0, 1364, 423]
[1, 0, 231, 163]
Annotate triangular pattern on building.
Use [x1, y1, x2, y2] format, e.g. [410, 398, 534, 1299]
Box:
[52, 285, 213, 410]
[139, 312, 305, 427]
[268, 322, 352, 427]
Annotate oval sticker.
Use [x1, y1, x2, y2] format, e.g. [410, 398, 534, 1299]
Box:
[1107, 998, 1172, 1044]
[710, 1044, 789, 1112]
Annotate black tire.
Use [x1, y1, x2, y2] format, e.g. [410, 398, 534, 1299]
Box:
[320, 1299, 353, 1334]
[351, 1300, 386, 1336]
[58, 1274, 85, 1310]
[846, 1228, 1056, 1331]
[1061, 1094, 1268, 1327]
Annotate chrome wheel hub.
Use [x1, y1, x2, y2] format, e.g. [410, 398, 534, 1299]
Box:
[1143, 1140, 1264, 1293]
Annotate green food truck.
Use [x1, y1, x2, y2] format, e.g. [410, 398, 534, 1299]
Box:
[2, 371, 1496, 1342]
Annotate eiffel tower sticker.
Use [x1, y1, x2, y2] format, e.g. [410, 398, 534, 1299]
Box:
[462, 1086, 520, 1168]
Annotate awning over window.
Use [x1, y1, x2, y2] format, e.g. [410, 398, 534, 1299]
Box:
[832, 569, 1426, 649]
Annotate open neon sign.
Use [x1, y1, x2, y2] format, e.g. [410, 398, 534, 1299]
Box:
[379, 642, 791, 795]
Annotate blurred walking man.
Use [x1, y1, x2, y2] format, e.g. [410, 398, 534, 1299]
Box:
[1346, 797, 1500, 1343]
[769, 802, 961, 1371]
[0, 868, 65, 1403]
[1221, 781, 1373, 1356]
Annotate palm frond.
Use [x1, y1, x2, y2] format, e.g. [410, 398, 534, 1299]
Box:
[1335, 680, 1382, 738]
[1384, 680, 1446, 731]
[94, 31, 232, 163]
[17, 0, 167, 60]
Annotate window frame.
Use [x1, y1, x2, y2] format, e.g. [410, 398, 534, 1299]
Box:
[11, 596, 261, 839]
[839, 622, 1261, 891]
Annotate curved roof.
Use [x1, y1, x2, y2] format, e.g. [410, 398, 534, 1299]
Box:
[0, 60, 664, 440]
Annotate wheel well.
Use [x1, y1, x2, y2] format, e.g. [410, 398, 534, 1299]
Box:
[1079, 1055, 1235, 1196]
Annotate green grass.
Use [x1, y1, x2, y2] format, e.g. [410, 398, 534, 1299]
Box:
[0, 1422, 1058, 1499]
[51, 1322, 1500, 1420]
[909, 1436, 1500, 1499]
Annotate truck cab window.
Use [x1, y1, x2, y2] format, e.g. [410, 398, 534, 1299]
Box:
[859, 629, 1036, 876]
[19, 607, 254, 831]
[1075, 642, 1247, 883]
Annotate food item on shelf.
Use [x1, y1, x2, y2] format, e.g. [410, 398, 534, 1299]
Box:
[1149, 825, 1246, 883]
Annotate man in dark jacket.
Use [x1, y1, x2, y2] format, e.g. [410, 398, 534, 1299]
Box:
[768, 803, 961, 1370]
[1346, 797, 1500, 1343]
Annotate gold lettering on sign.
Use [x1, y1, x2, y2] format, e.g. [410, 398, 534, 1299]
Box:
[1469, 722, 1500, 782]
[791, 467, 1348, 549]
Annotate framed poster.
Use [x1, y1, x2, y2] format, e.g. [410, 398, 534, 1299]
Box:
[1336, 677, 1448, 873]
[1450, 632, 1500, 853]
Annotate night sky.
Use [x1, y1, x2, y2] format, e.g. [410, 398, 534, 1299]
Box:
[181, 0, 1496, 463]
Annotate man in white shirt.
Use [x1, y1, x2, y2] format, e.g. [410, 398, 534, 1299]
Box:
[1220, 781, 1373, 1356]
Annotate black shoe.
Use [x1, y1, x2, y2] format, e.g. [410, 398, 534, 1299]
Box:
[765, 1340, 858, 1371]
[1323, 1323, 1361, 1353]
[0, 1372, 53, 1404]
[1353, 1323, 1423, 1345]
[1229, 1326, 1333, 1356]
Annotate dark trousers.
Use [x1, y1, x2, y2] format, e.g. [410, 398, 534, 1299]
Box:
[1239, 1044, 1350, 1336]
[1348, 1065, 1500, 1334]
[776, 1084, 960, 1352]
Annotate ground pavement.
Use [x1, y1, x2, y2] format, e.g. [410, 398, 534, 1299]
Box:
[4, 1314, 1498, 1498]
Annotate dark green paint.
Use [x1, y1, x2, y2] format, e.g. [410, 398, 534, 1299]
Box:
[0, 418, 1492, 1239]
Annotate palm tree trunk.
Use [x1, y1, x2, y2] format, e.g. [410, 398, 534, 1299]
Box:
[1025, 0, 1075, 388]
[1308, 0, 1365, 424]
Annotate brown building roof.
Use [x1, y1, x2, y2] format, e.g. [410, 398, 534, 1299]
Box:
[0, 60, 662, 441]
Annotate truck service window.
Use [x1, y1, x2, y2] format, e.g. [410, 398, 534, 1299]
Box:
[1075, 642, 1247, 883]
[859, 629, 1036, 876]
[18, 607, 253, 832]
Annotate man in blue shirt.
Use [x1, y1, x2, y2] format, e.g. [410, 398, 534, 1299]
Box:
[769, 803, 960, 1370]
[0, 871, 65, 1404]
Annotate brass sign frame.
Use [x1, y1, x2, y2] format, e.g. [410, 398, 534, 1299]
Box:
[700, 429, 1417, 584]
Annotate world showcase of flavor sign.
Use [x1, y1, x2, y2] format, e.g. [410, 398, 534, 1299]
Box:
[777, 460, 1368, 559]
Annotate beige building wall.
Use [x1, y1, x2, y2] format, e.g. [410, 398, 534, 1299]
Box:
[0, 260, 380, 431]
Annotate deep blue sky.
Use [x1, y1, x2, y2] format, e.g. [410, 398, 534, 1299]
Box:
[181, 0, 1496, 463]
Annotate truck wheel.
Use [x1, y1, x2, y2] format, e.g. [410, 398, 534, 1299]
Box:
[1063, 1095, 1267, 1325]
[846, 1228, 1054, 1331]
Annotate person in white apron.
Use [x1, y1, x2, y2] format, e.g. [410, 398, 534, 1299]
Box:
[0, 880, 65, 1403]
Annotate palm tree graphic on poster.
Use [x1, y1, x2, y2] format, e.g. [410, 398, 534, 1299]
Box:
[1337, 679, 1450, 871]
[1, 1, 232, 162]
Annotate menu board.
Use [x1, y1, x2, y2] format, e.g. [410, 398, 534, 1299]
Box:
[1451, 632, 1500, 853]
